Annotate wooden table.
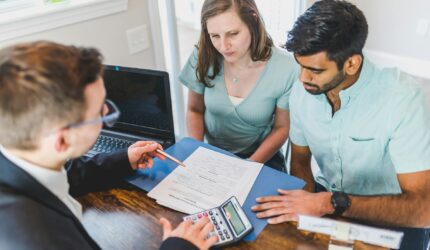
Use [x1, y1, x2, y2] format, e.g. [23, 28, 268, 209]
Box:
[77, 183, 386, 250]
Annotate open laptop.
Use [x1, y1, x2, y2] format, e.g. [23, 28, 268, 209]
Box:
[86, 65, 175, 157]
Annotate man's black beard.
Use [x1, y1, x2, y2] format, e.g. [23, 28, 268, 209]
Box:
[304, 70, 346, 95]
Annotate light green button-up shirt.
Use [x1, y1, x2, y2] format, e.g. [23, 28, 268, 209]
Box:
[289, 59, 430, 195]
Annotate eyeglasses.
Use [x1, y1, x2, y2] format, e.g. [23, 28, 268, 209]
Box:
[64, 99, 120, 129]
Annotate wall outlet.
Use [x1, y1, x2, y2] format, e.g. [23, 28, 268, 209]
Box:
[126, 25, 150, 54]
[416, 18, 429, 36]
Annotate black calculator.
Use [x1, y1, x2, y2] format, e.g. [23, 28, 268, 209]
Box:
[182, 196, 253, 247]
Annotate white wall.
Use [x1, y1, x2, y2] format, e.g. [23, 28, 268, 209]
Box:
[304, 0, 430, 81]
[0, 0, 158, 70]
[352, 0, 430, 61]
[351, 0, 430, 81]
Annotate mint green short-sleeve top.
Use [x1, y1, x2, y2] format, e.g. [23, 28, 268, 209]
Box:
[179, 47, 299, 154]
[289, 59, 430, 195]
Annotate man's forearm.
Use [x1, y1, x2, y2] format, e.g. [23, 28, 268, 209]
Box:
[67, 149, 133, 196]
[343, 192, 430, 227]
[290, 162, 315, 192]
[289, 143, 314, 192]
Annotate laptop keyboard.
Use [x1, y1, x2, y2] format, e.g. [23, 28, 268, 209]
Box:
[91, 135, 134, 154]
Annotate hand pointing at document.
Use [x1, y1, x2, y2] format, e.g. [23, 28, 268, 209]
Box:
[127, 141, 166, 169]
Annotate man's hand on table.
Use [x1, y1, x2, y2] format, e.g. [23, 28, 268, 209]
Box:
[251, 189, 333, 224]
[160, 217, 218, 250]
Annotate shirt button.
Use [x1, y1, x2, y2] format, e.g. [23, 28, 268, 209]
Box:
[331, 184, 336, 189]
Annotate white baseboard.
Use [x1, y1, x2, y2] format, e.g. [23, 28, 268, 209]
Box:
[364, 49, 430, 80]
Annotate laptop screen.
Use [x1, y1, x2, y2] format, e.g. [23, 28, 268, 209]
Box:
[102, 65, 175, 140]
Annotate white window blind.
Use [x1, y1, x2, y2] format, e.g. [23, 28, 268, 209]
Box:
[255, 0, 297, 47]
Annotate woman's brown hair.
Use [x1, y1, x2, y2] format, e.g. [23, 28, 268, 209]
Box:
[197, 0, 273, 87]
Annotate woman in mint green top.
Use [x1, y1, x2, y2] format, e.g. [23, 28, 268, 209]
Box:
[179, 0, 298, 171]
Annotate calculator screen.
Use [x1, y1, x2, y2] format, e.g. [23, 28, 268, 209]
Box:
[222, 201, 246, 235]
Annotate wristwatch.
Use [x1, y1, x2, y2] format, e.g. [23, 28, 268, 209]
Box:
[331, 191, 351, 216]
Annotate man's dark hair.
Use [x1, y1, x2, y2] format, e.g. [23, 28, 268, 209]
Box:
[285, 0, 368, 69]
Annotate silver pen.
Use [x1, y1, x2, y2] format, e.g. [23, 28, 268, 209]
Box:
[156, 149, 186, 167]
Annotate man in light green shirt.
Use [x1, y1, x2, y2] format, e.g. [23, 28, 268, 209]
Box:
[288, 58, 430, 196]
[252, 1, 430, 249]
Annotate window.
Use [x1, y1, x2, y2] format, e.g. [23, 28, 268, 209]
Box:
[0, 0, 128, 42]
[0, 0, 37, 13]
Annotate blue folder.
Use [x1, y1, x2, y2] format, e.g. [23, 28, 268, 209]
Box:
[126, 137, 305, 241]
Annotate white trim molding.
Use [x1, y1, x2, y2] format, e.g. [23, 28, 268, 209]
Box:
[364, 49, 430, 80]
[147, 0, 166, 71]
[0, 0, 128, 42]
[156, 0, 187, 139]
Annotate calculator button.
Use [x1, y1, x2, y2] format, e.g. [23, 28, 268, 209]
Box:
[216, 225, 220, 230]
[221, 236, 225, 241]
[197, 214, 202, 219]
[223, 229, 228, 234]
[226, 234, 231, 239]
[213, 220, 218, 225]
[210, 216, 215, 221]
[203, 212, 208, 216]
[209, 211, 213, 215]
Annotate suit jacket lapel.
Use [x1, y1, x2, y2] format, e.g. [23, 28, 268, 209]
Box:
[0, 152, 97, 246]
[0, 152, 76, 217]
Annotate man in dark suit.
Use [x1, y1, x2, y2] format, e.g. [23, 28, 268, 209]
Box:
[0, 41, 217, 250]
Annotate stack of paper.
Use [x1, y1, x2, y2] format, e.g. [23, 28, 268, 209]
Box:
[298, 215, 404, 249]
[148, 147, 263, 214]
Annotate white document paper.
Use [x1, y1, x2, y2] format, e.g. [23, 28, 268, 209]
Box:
[148, 147, 263, 214]
[298, 215, 404, 249]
